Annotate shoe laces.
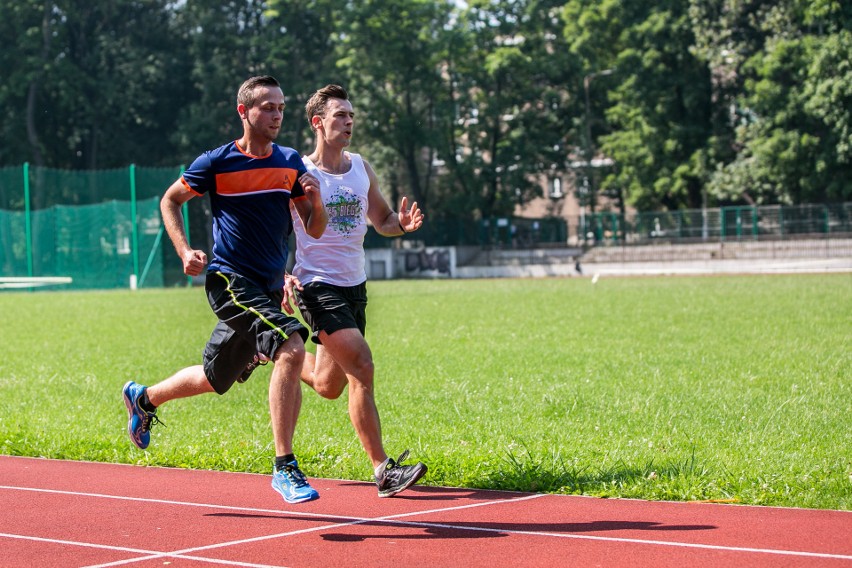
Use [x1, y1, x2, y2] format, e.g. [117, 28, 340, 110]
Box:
[239, 354, 270, 383]
[141, 411, 164, 433]
[391, 450, 411, 467]
[382, 450, 412, 481]
[251, 353, 270, 369]
[281, 464, 310, 487]
[242, 353, 269, 376]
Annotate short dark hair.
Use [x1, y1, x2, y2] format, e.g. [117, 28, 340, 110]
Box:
[237, 75, 281, 108]
[305, 84, 349, 130]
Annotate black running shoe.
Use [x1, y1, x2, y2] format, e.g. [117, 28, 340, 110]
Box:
[238, 354, 269, 384]
[376, 450, 427, 497]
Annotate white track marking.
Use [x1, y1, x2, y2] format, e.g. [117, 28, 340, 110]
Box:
[0, 533, 284, 567]
[1, 485, 850, 564]
[1, 486, 543, 567]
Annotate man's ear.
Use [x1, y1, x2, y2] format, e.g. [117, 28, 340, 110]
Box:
[237, 103, 248, 119]
[311, 115, 323, 131]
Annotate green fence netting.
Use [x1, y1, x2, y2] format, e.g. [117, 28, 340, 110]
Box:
[1, 198, 163, 290]
[1, 164, 178, 290]
[0, 165, 25, 210]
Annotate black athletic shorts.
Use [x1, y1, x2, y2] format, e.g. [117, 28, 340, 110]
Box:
[202, 271, 308, 394]
[296, 281, 367, 345]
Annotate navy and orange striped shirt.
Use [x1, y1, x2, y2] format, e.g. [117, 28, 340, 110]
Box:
[181, 140, 307, 291]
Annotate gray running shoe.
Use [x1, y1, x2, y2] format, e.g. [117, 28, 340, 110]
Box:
[238, 353, 269, 383]
[376, 450, 427, 497]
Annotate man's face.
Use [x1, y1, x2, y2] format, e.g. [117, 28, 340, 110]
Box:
[241, 86, 285, 141]
[316, 98, 354, 148]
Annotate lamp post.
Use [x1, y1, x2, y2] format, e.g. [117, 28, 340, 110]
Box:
[583, 68, 614, 220]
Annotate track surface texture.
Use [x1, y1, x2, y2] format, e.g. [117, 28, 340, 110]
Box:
[1, 456, 850, 567]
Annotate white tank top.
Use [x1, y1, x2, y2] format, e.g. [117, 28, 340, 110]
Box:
[292, 152, 369, 286]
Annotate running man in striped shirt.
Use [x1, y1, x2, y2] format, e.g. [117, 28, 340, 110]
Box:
[122, 76, 327, 504]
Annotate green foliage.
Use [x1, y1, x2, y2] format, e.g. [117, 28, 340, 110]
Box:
[0, 275, 850, 510]
[708, 30, 852, 204]
[567, 1, 712, 210]
[3, 0, 190, 168]
[446, 0, 579, 218]
[330, 0, 453, 213]
[688, 0, 852, 205]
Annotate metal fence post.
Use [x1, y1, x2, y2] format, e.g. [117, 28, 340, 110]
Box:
[612, 213, 619, 244]
[182, 198, 191, 286]
[179, 165, 192, 286]
[735, 207, 742, 240]
[23, 162, 33, 279]
[129, 164, 139, 289]
[752, 206, 758, 239]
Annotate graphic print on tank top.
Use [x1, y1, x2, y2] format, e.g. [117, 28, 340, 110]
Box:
[325, 184, 363, 237]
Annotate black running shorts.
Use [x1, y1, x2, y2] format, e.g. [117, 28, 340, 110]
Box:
[296, 281, 367, 345]
[202, 271, 308, 394]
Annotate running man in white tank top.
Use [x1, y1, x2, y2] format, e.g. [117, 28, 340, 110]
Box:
[285, 84, 427, 497]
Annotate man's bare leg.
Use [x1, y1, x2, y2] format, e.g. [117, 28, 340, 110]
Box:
[146, 365, 214, 407]
[269, 335, 306, 456]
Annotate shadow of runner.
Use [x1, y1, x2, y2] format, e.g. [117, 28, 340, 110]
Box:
[317, 519, 717, 542]
[205, 512, 716, 542]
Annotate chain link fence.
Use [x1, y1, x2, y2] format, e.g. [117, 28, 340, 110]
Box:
[2, 164, 850, 289]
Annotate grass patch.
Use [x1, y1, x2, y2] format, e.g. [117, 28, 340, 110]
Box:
[0, 274, 850, 509]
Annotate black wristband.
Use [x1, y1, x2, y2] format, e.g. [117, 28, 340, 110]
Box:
[398, 219, 406, 234]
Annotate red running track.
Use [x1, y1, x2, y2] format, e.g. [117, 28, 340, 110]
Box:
[1, 455, 850, 567]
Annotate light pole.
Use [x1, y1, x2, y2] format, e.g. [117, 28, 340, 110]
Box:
[583, 68, 614, 221]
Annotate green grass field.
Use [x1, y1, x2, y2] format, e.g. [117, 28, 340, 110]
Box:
[0, 274, 849, 510]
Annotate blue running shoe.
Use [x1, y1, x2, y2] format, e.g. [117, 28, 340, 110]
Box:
[271, 461, 320, 504]
[122, 380, 162, 449]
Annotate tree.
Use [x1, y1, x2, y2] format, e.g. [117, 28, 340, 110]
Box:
[3, 0, 846, 214]
[442, 0, 579, 219]
[0, 0, 191, 169]
[564, 0, 714, 211]
[327, 0, 454, 214]
[706, 2, 852, 203]
[171, 0, 278, 161]
[1, 0, 59, 167]
[264, 0, 340, 151]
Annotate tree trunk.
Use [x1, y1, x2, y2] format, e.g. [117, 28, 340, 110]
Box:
[25, 0, 53, 168]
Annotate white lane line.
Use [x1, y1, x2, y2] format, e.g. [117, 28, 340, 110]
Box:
[2, 485, 850, 563]
[369, 521, 852, 561]
[1, 486, 542, 568]
[0, 484, 539, 524]
[0, 532, 284, 568]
